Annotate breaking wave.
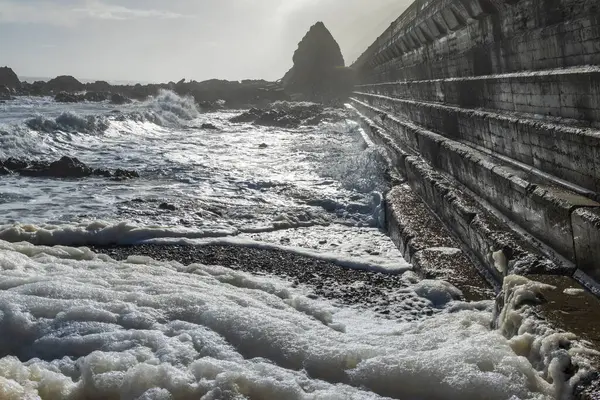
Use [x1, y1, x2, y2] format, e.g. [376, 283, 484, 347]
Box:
[25, 112, 110, 134]
[122, 90, 201, 128]
[0, 91, 202, 158]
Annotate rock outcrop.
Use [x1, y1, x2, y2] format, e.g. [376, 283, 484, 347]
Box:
[230, 101, 346, 128]
[0, 156, 139, 181]
[110, 93, 131, 105]
[282, 22, 354, 102]
[0, 67, 20, 90]
[0, 85, 12, 101]
[54, 92, 85, 103]
[45, 75, 84, 93]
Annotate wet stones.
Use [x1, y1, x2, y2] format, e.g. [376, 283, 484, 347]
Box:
[0, 156, 139, 181]
[200, 123, 219, 130]
[159, 202, 177, 211]
[91, 243, 435, 321]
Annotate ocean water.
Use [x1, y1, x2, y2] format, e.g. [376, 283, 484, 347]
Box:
[0, 92, 595, 399]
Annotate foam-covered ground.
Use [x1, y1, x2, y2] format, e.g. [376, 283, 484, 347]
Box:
[0, 239, 584, 400]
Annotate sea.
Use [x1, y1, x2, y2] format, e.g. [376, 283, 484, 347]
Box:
[0, 91, 592, 399]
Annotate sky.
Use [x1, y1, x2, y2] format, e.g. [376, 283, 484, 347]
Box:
[0, 0, 411, 83]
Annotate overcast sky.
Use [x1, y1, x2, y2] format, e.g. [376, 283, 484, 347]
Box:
[0, 0, 410, 82]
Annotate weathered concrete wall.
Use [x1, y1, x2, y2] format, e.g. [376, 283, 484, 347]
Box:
[351, 0, 600, 292]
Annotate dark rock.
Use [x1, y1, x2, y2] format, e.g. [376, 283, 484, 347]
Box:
[55, 92, 85, 103]
[159, 202, 177, 211]
[110, 93, 131, 105]
[86, 80, 112, 92]
[0, 67, 21, 90]
[197, 101, 220, 111]
[93, 168, 112, 178]
[19, 80, 46, 96]
[282, 22, 354, 102]
[3, 158, 28, 170]
[259, 143, 268, 149]
[84, 92, 110, 102]
[200, 123, 219, 130]
[45, 75, 84, 93]
[0, 156, 139, 180]
[0, 167, 12, 175]
[0, 85, 12, 101]
[230, 108, 300, 128]
[47, 156, 93, 178]
[112, 169, 139, 181]
[230, 102, 343, 128]
[230, 108, 262, 123]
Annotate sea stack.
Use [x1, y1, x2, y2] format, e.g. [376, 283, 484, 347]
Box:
[283, 22, 354, 103]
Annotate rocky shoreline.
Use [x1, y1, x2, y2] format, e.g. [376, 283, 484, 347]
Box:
[90, 243, 460, 322]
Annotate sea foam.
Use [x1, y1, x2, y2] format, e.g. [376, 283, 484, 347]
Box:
[0, 239, 593, 399]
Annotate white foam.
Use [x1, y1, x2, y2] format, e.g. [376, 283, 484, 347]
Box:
[0, 221, 237, 247]
[496, 275, 598, 399]
[0, 240, 584, 399]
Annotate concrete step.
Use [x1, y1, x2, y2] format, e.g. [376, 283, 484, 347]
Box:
[351, 99, 600, 290]
[385, 184, 494, 301]
[351, 104, 568, 282]
[353, 91, 600, 196]
[357, 66, 600, 127]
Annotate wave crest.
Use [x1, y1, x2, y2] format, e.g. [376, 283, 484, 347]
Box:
[127, 90, 200, 127]
[25, 112, 110, 134]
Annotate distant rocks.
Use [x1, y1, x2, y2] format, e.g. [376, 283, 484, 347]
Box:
[0, 67, 21, 90]
[6, 65, 287, 109]
[46, 75, 85, 93]
[85, 91, 110, 102]
[231, 108, 300, 128]
[0, 156, 139, 180]
[55, 92, 85, 103]
[110, 93, 131, 105]
[53, 91, 131, 104]
[282, 22, 354, 103]
[87, 80, 112, 92]
[200, 123, 219, 130]
[159, 202, 177, 211]
[230, 101, 346, 128]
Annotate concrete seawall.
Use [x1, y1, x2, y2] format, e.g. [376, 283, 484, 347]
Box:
[351, 0, 600, 291]
[350, 0, 600, 395]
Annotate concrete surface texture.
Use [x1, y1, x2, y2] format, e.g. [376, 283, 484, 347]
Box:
[351, 0, 600, 293]
[350, 2, 600, 396]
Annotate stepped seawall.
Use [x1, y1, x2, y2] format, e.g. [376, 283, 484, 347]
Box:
[349, 0, 600, 395]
